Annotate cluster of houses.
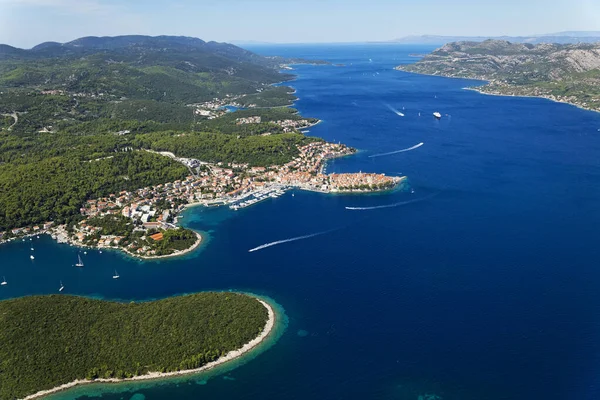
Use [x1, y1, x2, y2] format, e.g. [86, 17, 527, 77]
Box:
[191, 97, 244, 119]
[1, 222, 55, 241]
[0, 141, 402, 246]
[236, 116, 262, 125]
[79, 141, 401, 219]
[235, 115, 316, 132]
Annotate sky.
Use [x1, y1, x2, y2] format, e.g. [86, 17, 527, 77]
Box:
[1, 0, 600, 48]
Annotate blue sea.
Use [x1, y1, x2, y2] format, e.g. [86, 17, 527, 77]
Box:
[2, 44, 600, 400]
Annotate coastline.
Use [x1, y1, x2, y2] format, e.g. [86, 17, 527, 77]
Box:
[395, 67, 599, 114]
[0, 230, 203, 261]
[464, 86, 600, 114]
[21, 297, 276, 400]
[126, 230, 203, 260]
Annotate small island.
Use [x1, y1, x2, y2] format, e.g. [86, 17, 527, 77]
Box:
[0, 292, 275, 400]
[397, 40, 600, 112]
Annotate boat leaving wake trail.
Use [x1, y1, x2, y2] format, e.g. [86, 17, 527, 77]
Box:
[345, 192, 439, 211]
[248, 228, 338, 252]
[369, 142, 424, 158]
[383, 102, 405, 117]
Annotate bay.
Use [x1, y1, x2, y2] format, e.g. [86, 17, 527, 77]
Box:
[2, 44, 600, 400]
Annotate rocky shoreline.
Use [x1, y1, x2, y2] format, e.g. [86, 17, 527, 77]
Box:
[396, 39, 600, 114]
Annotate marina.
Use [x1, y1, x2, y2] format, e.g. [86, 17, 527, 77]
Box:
[229, 186, 289, 210]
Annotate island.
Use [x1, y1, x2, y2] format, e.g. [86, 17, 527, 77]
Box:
[0, 292, 275, 400]
[396, 39, 600, 112]
[0, 35, 406, 256]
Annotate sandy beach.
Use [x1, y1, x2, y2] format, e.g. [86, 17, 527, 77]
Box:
[21, 297, 276, 400]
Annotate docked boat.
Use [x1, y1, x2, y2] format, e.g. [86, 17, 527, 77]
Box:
[433, 112, 442, 119]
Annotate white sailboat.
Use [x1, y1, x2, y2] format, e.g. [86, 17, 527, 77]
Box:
[1, 277, 7, 286]
[75, 254, 84, 268]
[59, 281, 64, 292]
[112, 270, 120, 279]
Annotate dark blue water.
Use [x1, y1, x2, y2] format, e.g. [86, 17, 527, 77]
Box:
[2, 44, 600, 400]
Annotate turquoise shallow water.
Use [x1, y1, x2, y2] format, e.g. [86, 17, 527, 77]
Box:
[2, 44, 600, 400]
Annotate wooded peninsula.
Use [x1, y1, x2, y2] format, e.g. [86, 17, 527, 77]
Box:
[0, 293, 272, 400]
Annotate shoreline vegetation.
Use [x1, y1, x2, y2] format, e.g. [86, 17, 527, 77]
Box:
[396, 67, 600, 114]
[396, 39, 600, 113]
[0, 142, 404, 258]
[0, 35, 405, 258]
[463, 86, 600, 113]
[0, 293, 276, 400]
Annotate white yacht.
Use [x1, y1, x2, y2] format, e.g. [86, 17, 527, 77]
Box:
[30, 255, 35, 260]
[59, 281, 64, 292]
[433, 112, 442, 119]
[1, 277, 7, 286]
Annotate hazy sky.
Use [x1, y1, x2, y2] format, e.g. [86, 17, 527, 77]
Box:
[1, 0, 600, 48]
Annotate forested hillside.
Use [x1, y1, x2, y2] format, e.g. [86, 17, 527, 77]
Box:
[0, 293, 269, 400]
[0, 35, 322, 231]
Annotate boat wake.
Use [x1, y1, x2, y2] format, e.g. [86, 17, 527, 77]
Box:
[383, 102, 405, 117]
[369, 142, 424, 158]
[248, 228, 338, 252]
[345, 192, 439, 211]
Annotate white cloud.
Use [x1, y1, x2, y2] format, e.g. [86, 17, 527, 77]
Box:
[0, 0, 118, 14]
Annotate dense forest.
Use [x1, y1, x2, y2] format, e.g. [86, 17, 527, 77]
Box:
[0, 36, 325, 231]
[134, 131, 319, 166]
[238, 86, 298, 107]
[0, 152, 189, 231]
[0, 293, 269, 400]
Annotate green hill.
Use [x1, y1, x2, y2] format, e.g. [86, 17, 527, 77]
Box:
[0, 35, 322, 231]
[0, 293, 270, 400]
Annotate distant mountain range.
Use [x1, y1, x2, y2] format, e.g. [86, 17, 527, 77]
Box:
[0, 35, 278, 69]
[388, 31, 600, 45]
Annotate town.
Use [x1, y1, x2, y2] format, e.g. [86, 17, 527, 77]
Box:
[0, 141, 405, 257]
